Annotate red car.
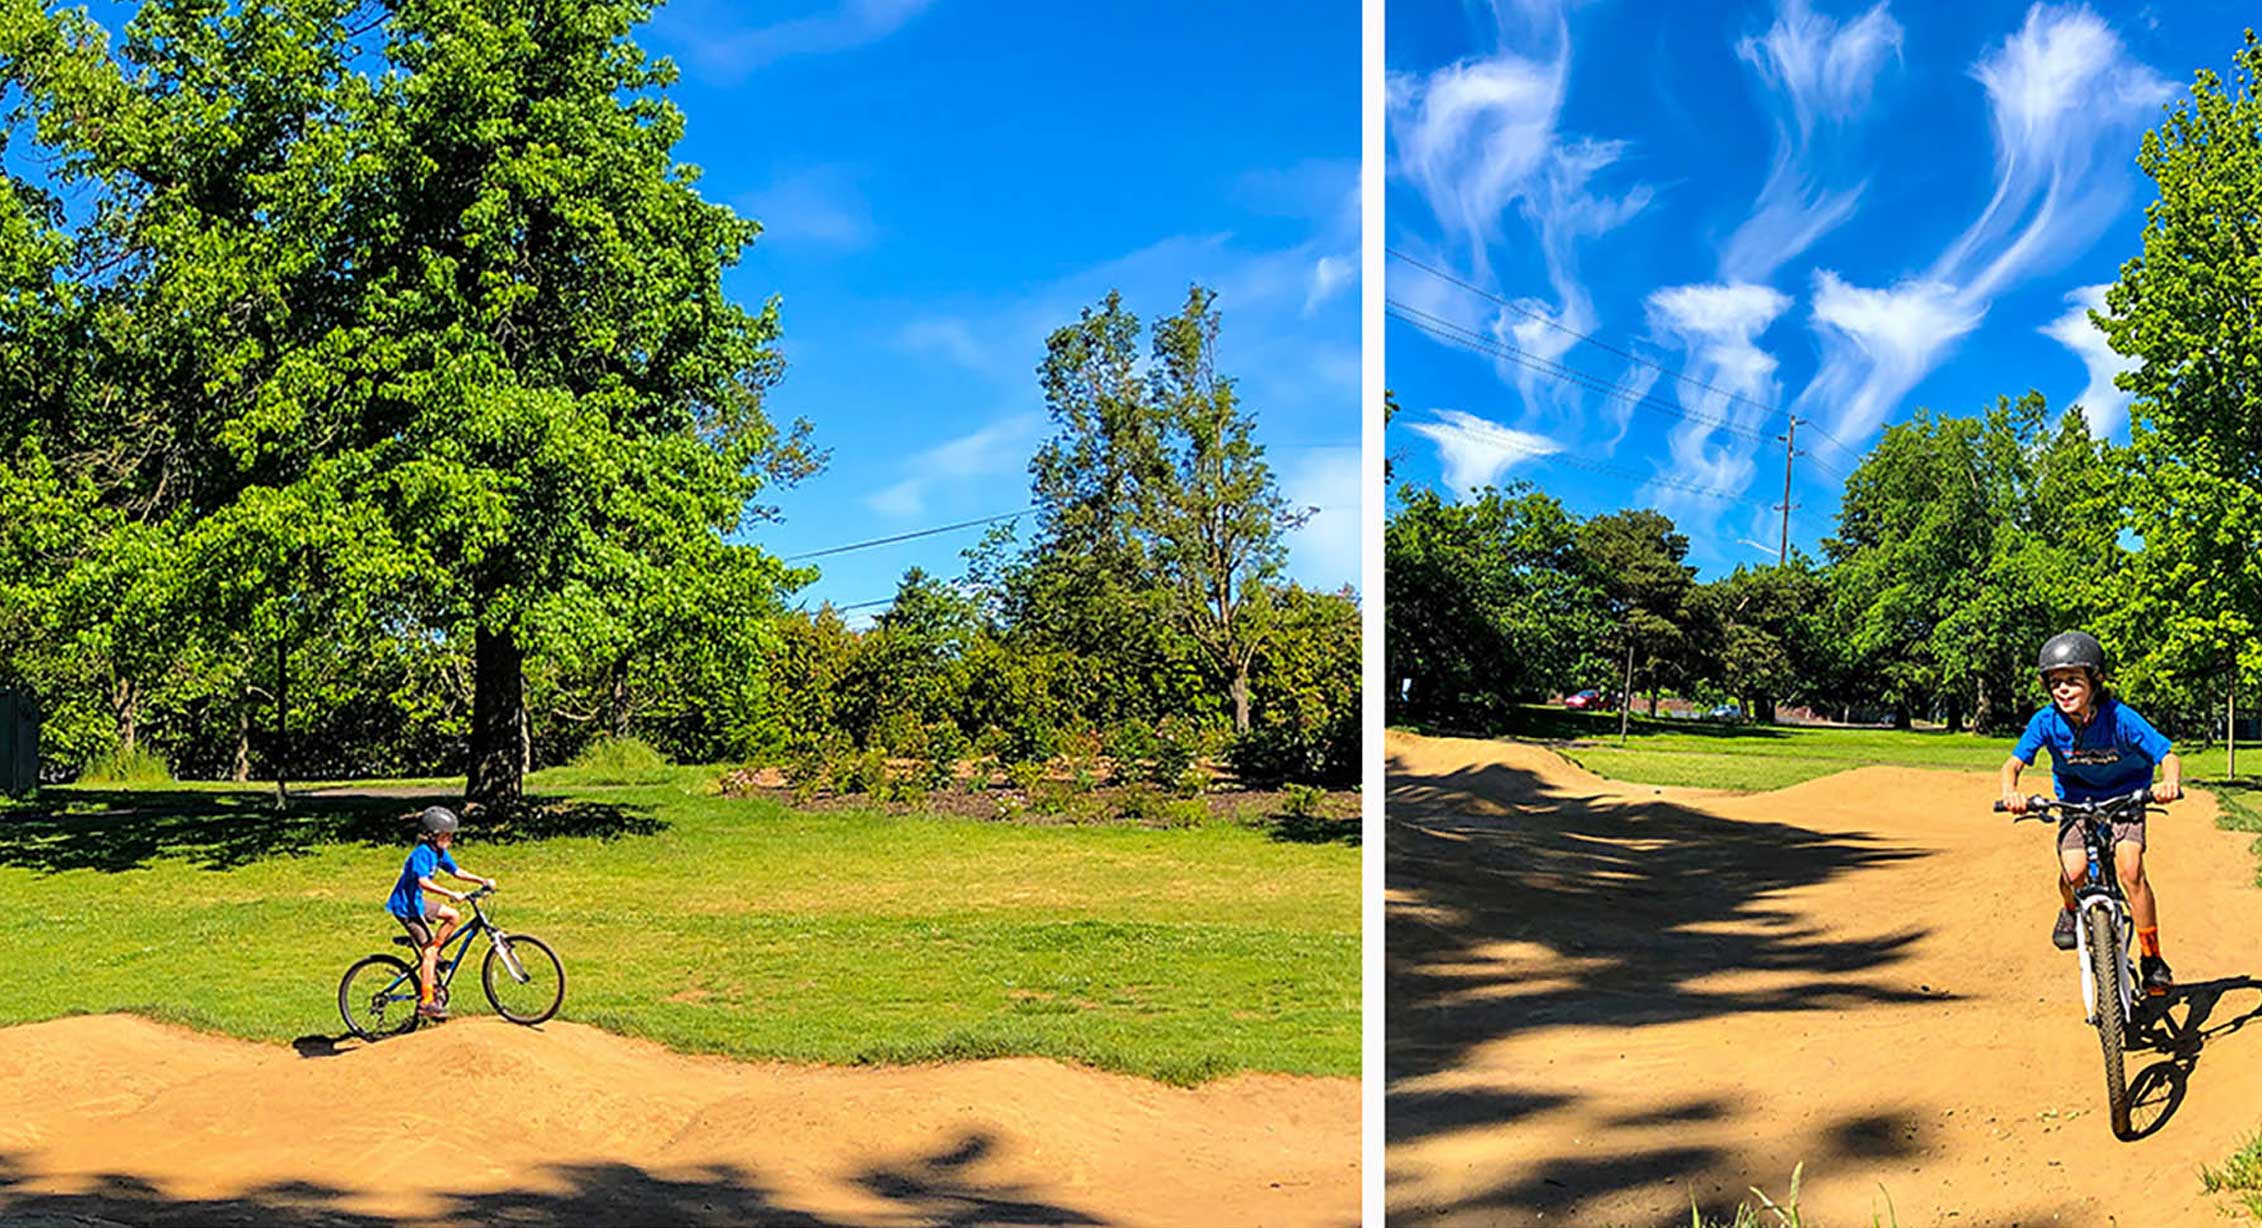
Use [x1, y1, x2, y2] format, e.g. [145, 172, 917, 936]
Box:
[1562, 690, 1600, 710]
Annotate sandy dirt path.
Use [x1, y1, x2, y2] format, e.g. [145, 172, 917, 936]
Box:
[0, 1013, 1355, 1227]
[1387, 730, 2262, 1227]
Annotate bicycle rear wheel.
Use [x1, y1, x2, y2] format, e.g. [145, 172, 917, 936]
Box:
[2084, 907, 2132, 1138]
[482, 933, 565, 1025]
[339, 954, 421, 1041]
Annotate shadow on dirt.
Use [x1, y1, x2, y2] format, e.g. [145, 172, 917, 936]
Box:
[0, 1131, 1105, 1227]
[1385, 744, 1936, 1219]
[0, 789, 664, 874]
[2124, 974, 2262, 1140]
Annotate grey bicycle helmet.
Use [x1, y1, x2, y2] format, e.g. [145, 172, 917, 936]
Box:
[417, 805, 460, 836]
[2037, 631, 2106, 679]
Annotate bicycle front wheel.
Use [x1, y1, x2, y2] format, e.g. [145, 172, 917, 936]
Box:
[339, 954, 421, 1042]
[482, 933, 565, 1025]
[2084, 907, 2132, 1138]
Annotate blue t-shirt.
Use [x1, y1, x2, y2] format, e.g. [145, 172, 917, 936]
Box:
[387, 843, 459, 919]
[2012, 698, 2173, 802]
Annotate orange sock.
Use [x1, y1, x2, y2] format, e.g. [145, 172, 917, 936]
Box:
[2138, 927, 2161, 958]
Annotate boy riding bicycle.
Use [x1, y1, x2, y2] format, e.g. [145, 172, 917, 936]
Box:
[2000, 631, 2182, 995]
[388, 806, 496, 1020]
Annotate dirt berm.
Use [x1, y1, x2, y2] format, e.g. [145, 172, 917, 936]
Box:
[1388, 730, 2262, 1227]
[0, 1012, 1355, 1226]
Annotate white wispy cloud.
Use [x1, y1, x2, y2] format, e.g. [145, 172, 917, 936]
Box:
[657, 0, 939, 82]
[1406, 408, 1563, 495]
[1798, 271, 1985, 441]
[2039, 283, 2138, 438]
[1388, 0, 1650, 423]
[742, 165, 875, 253]
[1643, 282, 1792, 518]
[1940, 3, 2174, 301]
[1794, 3, 2167, 447]
[864, 412, 1044, 519]
[1723, 0, 1902, 282]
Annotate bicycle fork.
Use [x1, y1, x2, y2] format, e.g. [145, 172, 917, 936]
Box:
[2071, 891, 2135, 1026]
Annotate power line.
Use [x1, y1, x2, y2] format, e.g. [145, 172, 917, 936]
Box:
[783, 509, 1034, 562]
[1389, 248, 1865, 465]
[1388, 300, 1773, 444]
[1389, 297, 1853, 486]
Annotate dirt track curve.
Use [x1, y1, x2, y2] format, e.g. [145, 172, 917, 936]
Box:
[1388, 730, 2262, 1227]
[0, 1013, 1355, 1227]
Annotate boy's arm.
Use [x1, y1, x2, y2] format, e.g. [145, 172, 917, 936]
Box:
[2000, 756, 2030, 812]
[451, 867, 495, 887]
[418, 874, 465, 903]
[2155, 752, 2183, 803]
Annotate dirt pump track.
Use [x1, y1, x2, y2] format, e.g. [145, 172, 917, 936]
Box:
[0, 1013, 1356, 1227]
[1387, 730, 2262, 1227]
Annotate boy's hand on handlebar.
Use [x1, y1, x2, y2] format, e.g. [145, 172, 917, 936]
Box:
[2002, 791, 2030, 814]
[2153, 781, 2182, 804]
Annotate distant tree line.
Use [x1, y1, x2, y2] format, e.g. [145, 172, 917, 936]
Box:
[1388, 33, 2262, 743]
[0, 0, 1356, 798]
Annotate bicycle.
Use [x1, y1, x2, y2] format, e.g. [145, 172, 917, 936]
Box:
[337, 885, 565, 1040]
[1994, 787, 2160, 1138]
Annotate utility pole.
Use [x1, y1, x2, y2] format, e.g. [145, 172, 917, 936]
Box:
[1776, 416, 1802, 567]
[2230, 653, 2240, 780]
[1618, 638, 1635, 745]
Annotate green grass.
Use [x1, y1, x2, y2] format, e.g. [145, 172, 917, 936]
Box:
[0, 780, 1356, 1083]
[1423, 705, 2262, 793]
[76, 747, 175, 786]
[2203, 1133, 2262, 1219]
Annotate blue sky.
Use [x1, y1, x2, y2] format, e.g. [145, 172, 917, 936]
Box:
[9, 0, 1360, 619]
[638, 0, 1363, 616]
[1386, 0, 2252, 578]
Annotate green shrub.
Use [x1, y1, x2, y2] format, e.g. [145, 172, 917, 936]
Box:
[566, 736, 672, 783]
[1280, 783, 1328, 819]
[1114, 783, 1166, 823]
[1104, 719, 1159, 773]
[1006, 761, 1046, 794]
[1152, 715, 1204, 787]
[839, 747, 889, 796]
[78, 747, 174, 786]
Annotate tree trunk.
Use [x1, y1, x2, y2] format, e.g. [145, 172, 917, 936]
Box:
[1945, 694, 1965, 734]
[1618, 638, 1635, 744]
[1892, 702, 1912, 731]
[610, 659, 630, 740]
[1647, 689, 1658, 718]
[113, 678, 138, 758]
[231, 699, 251, 783]
[1230, 661, 1251, 733]
[468, 624, 525, 807]
[1755, 696, 1778, 724]
[519, 676, 533, 777]
[273, 636, 290, 810]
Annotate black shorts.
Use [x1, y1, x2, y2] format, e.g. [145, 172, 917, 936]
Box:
[396, 910, 437, 947]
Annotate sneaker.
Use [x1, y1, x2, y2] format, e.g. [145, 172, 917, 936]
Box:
[416, 1001, 450, 1021]
[2052, 909, 2077, 951]
[2141, 955, 2174, 997]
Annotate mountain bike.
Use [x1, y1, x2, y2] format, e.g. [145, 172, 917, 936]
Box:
[337, 886, 565, 1040]
[1994, 787, 2158, 1138]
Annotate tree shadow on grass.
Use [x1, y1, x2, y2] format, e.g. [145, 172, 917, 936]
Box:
[0, 789, 664, 874]
[0, 1132, 1105, 1227]
[1264, 812, 1361, 847]
[1386, 744, 1935, 1219]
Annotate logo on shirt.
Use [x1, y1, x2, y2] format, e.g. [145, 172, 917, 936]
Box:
[2061, 748, 2123, 766]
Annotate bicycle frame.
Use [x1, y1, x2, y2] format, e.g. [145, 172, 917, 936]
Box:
[381, 890, 503, 1002]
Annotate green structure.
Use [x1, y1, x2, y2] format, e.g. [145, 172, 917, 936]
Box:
[1, 689, 35, 798]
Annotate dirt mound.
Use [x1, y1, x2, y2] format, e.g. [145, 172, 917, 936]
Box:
[0, 1014, 1355, 1227]
[1388, 731, 2262, 1226]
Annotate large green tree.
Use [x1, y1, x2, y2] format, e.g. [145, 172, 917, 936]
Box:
[2097, 31, 2262, 742]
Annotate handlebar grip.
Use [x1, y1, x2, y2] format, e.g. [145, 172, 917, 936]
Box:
[1992, 801, 2008, 812]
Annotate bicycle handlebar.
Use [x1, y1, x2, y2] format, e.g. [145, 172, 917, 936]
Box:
[1992, 787, 2158, 819]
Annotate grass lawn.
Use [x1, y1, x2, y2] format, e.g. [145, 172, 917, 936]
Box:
[1417, 705, 2262, 794]
[0, 774, 1357, 1084]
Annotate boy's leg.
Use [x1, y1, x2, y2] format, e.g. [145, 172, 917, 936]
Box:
[2116, 837, 2172, 993]
[2052, 844, 2084, 949]
[430, 904, 461, 952]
